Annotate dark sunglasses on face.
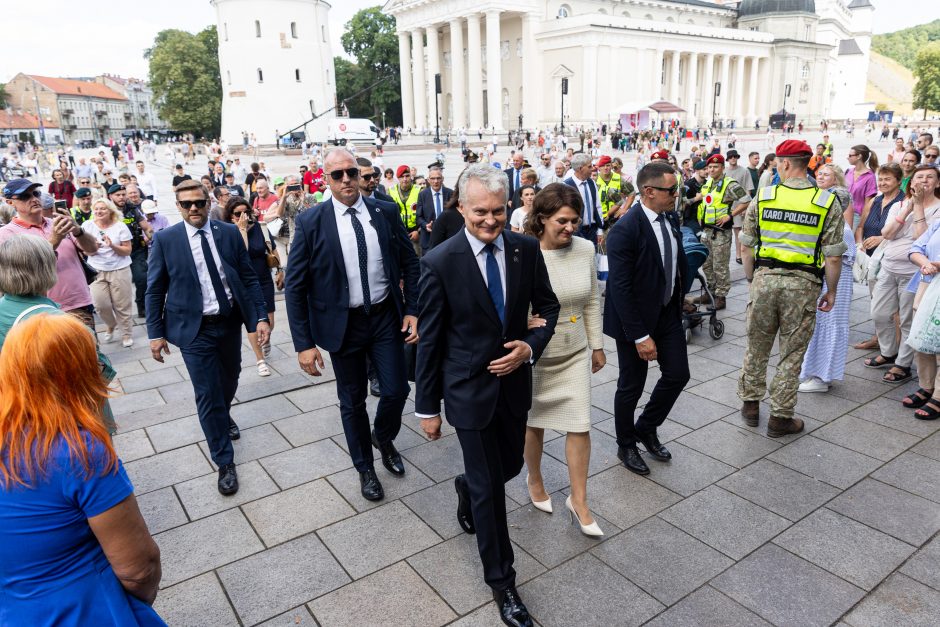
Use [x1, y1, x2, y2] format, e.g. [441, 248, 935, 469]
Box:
[360, 172, 375, 181]
[328, 168, 359, 181]
[178, 199, 208, 209]
[15, 190, 42, 200]
[646, 185, 680, 195]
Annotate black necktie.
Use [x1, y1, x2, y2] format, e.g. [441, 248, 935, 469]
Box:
[347, 208, 371, 313]
[656, 214, 674, 306]
[198, 230, 231, 315]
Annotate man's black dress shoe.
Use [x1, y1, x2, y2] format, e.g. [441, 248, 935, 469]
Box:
[218, 464, 239, 495]
[493, 587, 533, 627]
[369, 377, 381, 397]
[371, 430, 405, 475]
[359, 469, 384, 501]
[637, 432, 672, 461]
[618, 445, 650, 475]
[454, 475, 475, 534]
[228, 421, 240, 441]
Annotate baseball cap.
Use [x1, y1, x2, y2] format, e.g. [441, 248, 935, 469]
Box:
[2, 178, 42, 199]
[141, 199, 158, 214]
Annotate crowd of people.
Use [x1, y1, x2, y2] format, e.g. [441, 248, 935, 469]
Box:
[3, 119, 940, 627]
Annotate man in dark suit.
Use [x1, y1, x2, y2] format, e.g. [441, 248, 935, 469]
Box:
[146, 179, 270, 495]
[285, 148, 420, 502]
[563, 153, 603, 245]
[416, 165, 453, 254]
[603, 161, 690, 476]
[357, 158, 393, 204]
[503, 152, 525, 203]
[416, 164, 559, 627]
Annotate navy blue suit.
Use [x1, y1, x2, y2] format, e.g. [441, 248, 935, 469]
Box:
[416, 186, 453, 254]
[146, 220, 268, 466]
[284, 196, 420, 471]
[416, 228, 559, 590]
[563, 176, 604, 245]
[603, 203, 690, 447]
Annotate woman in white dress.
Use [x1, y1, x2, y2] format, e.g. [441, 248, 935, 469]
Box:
[523, 183, 606, 537]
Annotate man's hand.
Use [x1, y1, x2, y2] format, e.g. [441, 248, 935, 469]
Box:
[420, 415, 442, 440]
[409, 230, 419, 242]
[49, 214, 74, 248]
[636, 337, 657, 361]
[401, 314, 418, 344]
[255, 320, 271, 347]
[488, 341, 532, 376]
[716, 215, 731, 227]
[150, 339, 170, 363]
[425, 221, 434, 232]
[298, 347, 325, 376]
[818, 291, 836, 312]
[863, 236, 883, 250]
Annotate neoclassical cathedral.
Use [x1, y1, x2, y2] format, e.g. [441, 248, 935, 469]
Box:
[385, 0, 874, 131]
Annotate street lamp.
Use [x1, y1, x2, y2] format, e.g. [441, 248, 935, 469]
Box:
[782, 83, 791, 115]
[712, 81, 721, 129]
[433, 73, 441, 144]
[560, 78, 568, 134]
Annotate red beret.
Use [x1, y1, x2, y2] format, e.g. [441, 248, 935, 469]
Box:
[396, 165, 410, 178]
[705, 154, 725, 165]
[776, 139, 813, 157]
[650, 150, 670, 160]
[596, 155, 612, 167]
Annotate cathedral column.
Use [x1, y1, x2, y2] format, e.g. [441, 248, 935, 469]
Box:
[732, 54, 746, 127]
[684, 52, 699, 126]
[521, 13, 540, 128]
[466, 14, 484, 130]
[582, 44, 598, 122]
[398, 32, 415, 130]
[485, 10, 504, 131]
[449, 19, 466, 130]
[746, 56, 760, 127]
[668, 50, 680, 105]
[652, 48, 664, 100]
[410, 29, 427, 131]
[426, 24, 441, 132]
[701, 52, 715, 125]
[717, 54, 730, 125]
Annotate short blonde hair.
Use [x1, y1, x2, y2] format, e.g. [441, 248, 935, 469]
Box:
[819, 163, 847, 188]
[91, 198, 122, 223]
[0, 235, 57, 296]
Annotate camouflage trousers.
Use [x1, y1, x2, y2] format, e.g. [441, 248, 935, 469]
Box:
[702, 228, 732, 297]
[737, 272, 820, 419]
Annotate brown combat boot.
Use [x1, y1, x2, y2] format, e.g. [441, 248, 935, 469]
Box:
[767, 416, 804, 438]
[714, 296, 726, 310]
[741, 401, 759, 427]
[689, 294, 707, 305]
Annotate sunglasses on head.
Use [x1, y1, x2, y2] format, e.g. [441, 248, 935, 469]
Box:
[328, 168, 360, 181]
[178, 199, 208, 209]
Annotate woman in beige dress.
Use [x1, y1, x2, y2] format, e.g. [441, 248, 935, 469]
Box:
[523, 182, 606, 537]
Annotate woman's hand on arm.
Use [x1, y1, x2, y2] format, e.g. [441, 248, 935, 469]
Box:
[88, 495, 162, 605]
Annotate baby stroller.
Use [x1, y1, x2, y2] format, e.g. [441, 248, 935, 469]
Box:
[680, 226, 724, 342]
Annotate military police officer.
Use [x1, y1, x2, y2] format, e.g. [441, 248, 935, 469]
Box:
[738, 140, 847, 437]
[389, 164, 421, 255]
[691, 154, 750, 310]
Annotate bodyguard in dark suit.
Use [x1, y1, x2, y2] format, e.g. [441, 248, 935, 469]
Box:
[416, 165, 559, 627]
[603, 162, 690, 476]
[563, 153, 604, 245]
[358, 157, 394, 205]
[503, 152, 525, 203]
[285, 148, 420, 501]
[146, 179, 271, 495]
[416, 165, 453, 254]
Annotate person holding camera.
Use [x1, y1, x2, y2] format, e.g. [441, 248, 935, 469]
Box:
[270, 174, 317, 254]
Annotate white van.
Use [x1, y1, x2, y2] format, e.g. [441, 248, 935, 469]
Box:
[328, 118, 379, 145]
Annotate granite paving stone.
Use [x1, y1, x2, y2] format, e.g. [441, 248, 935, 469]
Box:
[326, 463, 434, 512]
[308, 562, 457, 627]
[115, 397, 198, 433]
[643, 586, 772, 627]
[773, 508, 915, 590]
[317, 500, 441, 578]
[912, 429, 940, 462]
[692, 343, 748, 369]
[242, 478, 354, 547]
[665, 391, 738, 429]
[828, 478, 940, 546]
[174, 460, 280, 520]
[135, 486, 188, 535]
[592, 516, 733, 605]
[519, 554, 663, 627]
[118, 366, 184, 394]
[844, 573, 940, 627]
[111, 387, 165, 417]
[585, 466, 682, 530]
[255, 606, 317, 626]
[259, 438, 352, 488]
[272, 406, 345, 446]
[152, 573, 239, 627]
[767, 435, 883, 489]
[900, 536, 940, 590]
[400, 479, 519, 541]
[154, 508, 264, 586]
[229, 393, 302, 429]
[825, 373, 895, 404]
[218, 532, 350, 625]
[685, 352, 740, 381]
[641, 442, 735, 496]
[813, 415, 921, 462]
[686, 375, 749, 409]
[400, 433, 466, 482]
[712, 544, 865, 627]
[653, 418, 694, 443]
[659, 486, 791, 560]
[198, 423, 292, 468]
[541, 427, 621, 477]
[285, 381, 346, 412]
[717, 459, 840, 521]
[145, 414, 205, 452]
[504, 452, 572, 505]
[124, 444, 212, 494]
[235, 372, 311, 403]
[113, 429, 155, 462]
[157, 379, 202, 405]
[848, 396, 940, 437]
[677, 420, 781, 468]
[871, 452, 940, 503]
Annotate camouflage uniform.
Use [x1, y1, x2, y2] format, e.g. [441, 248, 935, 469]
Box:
[737, 177, 847, 419]
[700, 179, 748, 298]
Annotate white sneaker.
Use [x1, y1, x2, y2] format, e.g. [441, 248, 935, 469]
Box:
[799, 377, 829, 393]
[256, 360, 271, 377]
[121, 337, 134, 348]
[102, 331, 114, 343]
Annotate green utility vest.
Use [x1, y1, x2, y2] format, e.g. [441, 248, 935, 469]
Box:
[389, 185, 420, 230]
[597, 173, 622, 221]
[755, 185, 835, 277]
[71, 207, 93, 225]
[698, 176, 735, 228]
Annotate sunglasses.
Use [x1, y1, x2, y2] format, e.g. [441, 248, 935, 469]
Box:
[178, 199, 208, 209]
[15, 189, 43, 200]
[646, 185, 680, 195]
[328, 168, 359, 181]
[360, 172, 375, 181]
[79, 180, 91, 185]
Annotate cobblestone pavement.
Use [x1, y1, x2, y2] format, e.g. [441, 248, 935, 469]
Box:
[104, 260, 940, 626]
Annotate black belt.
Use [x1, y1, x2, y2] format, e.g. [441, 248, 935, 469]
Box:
[201, 313, 230, 324]
[349, 297, 392, 316]
[755, 258, 823, 278]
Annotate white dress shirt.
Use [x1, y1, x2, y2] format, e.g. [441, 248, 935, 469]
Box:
[635, 203, 679, 344]
[332, 194, 390, 308]
[136, 170, 158, 201]
[571, 174, 602, 226]
[184, 220, 233, 315]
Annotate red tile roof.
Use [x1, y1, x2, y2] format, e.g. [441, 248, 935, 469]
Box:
[0, 110, 59, 129]
[28, 75, 127, 101]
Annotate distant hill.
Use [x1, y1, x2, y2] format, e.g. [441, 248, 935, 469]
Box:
[866, 51, 914, 115]
[872, 20, 940, 70]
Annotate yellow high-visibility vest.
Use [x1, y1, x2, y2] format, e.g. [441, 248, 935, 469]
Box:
[597, 172, 621, 221]
[389, 184, 420, 230]
[697, 176, 735, 227]
[755, 184, 834, 274]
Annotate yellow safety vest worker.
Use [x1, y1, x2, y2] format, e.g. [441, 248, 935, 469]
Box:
[755, 184, 835, 276]
[822, 142, 834, 157]
[597, 172, 622, 221]
[697, 176, 735, 227]
[389, 184, 420, 230]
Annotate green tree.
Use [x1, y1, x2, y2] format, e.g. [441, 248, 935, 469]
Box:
[340, 7, 401, 125]
[0, 83, 8, 108]
[913, 42, 940, 119]
[145, 26, 221, 137]
[334, 57, 373, 119]
[872, 19, 940, 70]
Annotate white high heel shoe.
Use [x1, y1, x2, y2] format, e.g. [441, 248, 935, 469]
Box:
[565, 496, 604, 537]
[526, 474, 553, 513]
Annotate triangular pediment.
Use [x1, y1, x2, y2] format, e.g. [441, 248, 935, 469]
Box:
[550, 64, 574, 79]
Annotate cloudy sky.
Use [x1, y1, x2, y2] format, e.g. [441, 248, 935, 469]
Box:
[1, 0, 925, 83]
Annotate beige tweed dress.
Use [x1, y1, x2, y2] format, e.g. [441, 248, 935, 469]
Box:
[529, 236, 604, 433]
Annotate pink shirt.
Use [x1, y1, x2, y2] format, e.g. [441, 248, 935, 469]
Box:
[846, 169, 877, 216]
[0, 218, 93, 311]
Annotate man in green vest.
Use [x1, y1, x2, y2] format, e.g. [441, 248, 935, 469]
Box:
[738, 139, 846, 437]
[821, 134, 834, 159]
[70, 187, 94, 225]
[691, 154, 749, 309]
[596, 155, 635, 225]
[389, 164, 421, 256]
